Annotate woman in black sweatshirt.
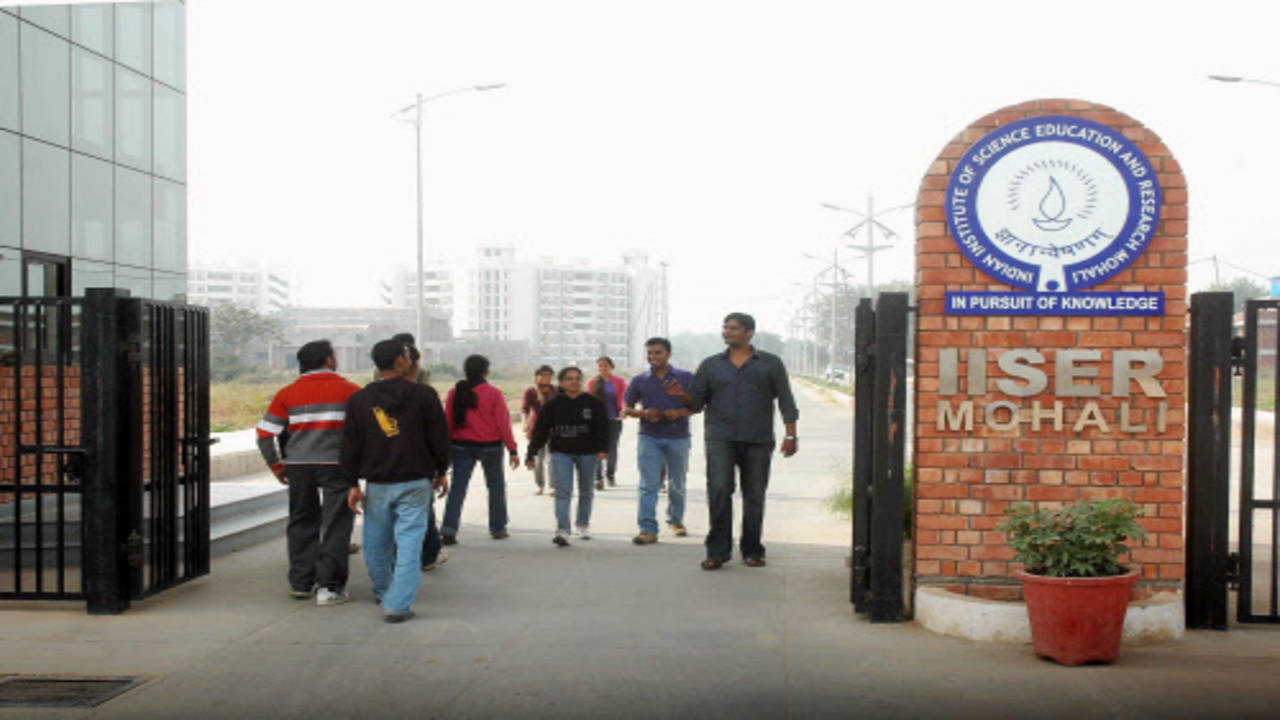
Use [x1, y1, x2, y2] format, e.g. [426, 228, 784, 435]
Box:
[525, 366, 609, 546]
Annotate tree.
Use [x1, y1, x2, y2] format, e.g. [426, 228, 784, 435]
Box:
[1207, 277, 1269, 314]
[806, 279, 914, 366]
[210, 303, 284, 360]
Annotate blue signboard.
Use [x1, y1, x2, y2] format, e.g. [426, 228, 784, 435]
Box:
[945, 291, 1163, 316]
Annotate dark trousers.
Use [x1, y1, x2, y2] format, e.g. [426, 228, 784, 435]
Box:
[421, 500, 442, 565]
[704, 440, 773, 561]
[596, 419, 623, 480]
[286, 465, 354, 591]
[441, 445, 508, 535]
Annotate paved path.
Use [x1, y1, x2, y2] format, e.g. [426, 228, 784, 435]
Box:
[2, 385, 1280, 719]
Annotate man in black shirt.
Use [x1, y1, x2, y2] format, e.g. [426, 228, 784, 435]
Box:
[342, 340, 450, 622]
[669, 312, 799, 570]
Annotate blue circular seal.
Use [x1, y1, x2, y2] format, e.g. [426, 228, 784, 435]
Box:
[945, 115, 1162, 292]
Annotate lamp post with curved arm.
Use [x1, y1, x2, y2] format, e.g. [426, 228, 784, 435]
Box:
[393, 84, 507, 349]
[821, 194, 913, 297]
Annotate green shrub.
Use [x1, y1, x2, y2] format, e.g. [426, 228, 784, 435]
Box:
[824, 461, 914, 538]
[996, 498, 1147, 578]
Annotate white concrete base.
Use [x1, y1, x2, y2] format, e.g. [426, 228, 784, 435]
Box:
[914, 586, 1184, 645]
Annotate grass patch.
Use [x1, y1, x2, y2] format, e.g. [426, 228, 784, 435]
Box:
[823, 458, 914, 538]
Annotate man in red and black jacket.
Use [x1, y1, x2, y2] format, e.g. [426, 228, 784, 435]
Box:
[257, 340, 362, 605]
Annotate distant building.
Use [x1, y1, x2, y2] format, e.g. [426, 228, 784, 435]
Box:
[269, 306, 451, 372]
[398, 246, 667, 369]
[188, 264, 289, 314]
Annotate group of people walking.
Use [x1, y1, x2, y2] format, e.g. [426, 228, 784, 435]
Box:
[255, 312, 800, 622]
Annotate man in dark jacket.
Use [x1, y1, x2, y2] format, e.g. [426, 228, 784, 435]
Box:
[342, 340, 450, 622]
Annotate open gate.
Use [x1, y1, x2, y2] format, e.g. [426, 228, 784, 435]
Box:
[1, 288, 211, 614]
[851, 292, 909, 622]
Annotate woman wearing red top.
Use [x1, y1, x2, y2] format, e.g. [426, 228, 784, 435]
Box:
[587, 356, 627, 490]
[440, 355, 519, 543]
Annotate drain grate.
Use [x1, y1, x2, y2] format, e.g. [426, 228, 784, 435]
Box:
[0, 676, 143, 707]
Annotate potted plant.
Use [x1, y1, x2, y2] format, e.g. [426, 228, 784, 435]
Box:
[996, 497, 1148, 665]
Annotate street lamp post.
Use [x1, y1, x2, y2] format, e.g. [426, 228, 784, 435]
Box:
[821, 194, 913, 296]
[1208, 75, 1280, 89]
[393, 83, 506, 348]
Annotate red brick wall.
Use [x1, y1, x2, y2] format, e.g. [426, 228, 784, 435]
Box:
[913, 99, 1187, 600]
[0, 365, 83, 503]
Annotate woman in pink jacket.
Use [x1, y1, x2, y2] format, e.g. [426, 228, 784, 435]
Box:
[587, 356, 627, 490]
[440, 355, 519, 543]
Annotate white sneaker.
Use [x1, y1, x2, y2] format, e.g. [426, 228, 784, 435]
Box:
[316, 587, 350, 606]
[423, 549, 450, 571]
[553, 530, 570, 547]
[578, 526, 592, 540]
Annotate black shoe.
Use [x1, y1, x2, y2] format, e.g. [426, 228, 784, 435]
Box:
[442, 534, 457, 546]
[607, 477, 616, 487]
[491, 530, 509, 539]
[595, 479, 604, 491]
[384, 609, 415, 623]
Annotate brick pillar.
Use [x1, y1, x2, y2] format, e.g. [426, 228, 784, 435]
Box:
[913, 99, 1188, 600]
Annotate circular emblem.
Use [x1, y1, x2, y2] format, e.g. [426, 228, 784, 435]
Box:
[946, 115, 1162, 292]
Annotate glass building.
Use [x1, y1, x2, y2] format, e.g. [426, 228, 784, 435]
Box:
[0, 1, 186, 300]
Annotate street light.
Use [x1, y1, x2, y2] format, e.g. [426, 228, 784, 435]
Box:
[392, 83, 507, 349]
[821, 195, 913, 295]
[1208, 75, 1280, 88]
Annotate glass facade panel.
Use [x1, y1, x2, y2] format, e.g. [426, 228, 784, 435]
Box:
[153, 178, 184, 272]
[152, 0, 183, 89]
[115, 165, 150, 267]
[22, 138, 70, 255]
[72, 257, 113, 295]
[115, 65, 150, 171]
[113, 1, 150, 75]
[19, 5, 70, 38]
[0, 13, 17, 132]
[20, 23, 70, 146]
[0, 131, 16, 248]
[72, 152, 113, 261]
[113, 264, 151, 299]
[72, 46, 113, 158]
[71, 3, 113, 57]
[153, 271, 186, 302]
[153, 82, 184, 180]
[0, 250, 20, 295]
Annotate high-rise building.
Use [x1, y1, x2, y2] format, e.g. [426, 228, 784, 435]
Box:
[1, 2, 187, 300]
[187, 263, 289, 314]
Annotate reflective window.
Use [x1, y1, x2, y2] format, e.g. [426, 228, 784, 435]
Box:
[115, 66, 150, 171]
[153, 271, 186, 302]
[22, 139, 71, 255]
[21, 24, 70, 146]
[112, 264, 152, 299]
[115, 166, 150, 267]
[72, 47, 113, 158]
[153, 1, 184, 90]
[0, 250, 20, 295]
[72, 258, 113, 295]
[153, 83, 184, 181]
[0, 131, 16, 248]
[71, 3, 113, 57]
[0, 13, 17, 132]
[19, 5, 70, 39]
[72, 152, 113, 261]
[153, 178, 185, 272]
[113, 2, 150, 75]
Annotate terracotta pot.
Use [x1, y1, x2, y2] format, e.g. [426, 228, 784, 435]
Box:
[1015, 568, 1138, 666]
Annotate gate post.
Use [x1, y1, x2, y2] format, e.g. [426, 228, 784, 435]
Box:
[851, 298, 874, 611]
[869, 292, 908, 622]
[1186, 292, 1233, 630]
[82, 289, 129, 614]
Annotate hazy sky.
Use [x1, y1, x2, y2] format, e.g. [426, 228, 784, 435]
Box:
[178, 0, 1280, 335]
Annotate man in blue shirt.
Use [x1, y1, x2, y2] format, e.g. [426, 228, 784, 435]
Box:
[624, 337, 695, 545]
[669, 313, 799, 570]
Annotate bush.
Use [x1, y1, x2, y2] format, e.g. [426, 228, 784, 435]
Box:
[824, 461, 914, 538]
[996, 498, 1147, 578]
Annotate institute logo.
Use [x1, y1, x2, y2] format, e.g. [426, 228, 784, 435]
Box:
[946, 115, 1161, 292]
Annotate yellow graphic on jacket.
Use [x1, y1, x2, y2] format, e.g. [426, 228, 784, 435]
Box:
[373, 406, 400, 437]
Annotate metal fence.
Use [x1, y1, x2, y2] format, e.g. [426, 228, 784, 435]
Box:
[1, 289, 210, 613]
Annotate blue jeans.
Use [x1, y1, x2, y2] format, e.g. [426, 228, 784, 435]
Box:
[441, 445, 509, 536]
[551, 452, 598, 532]
[704, 440, 773, 561]
[637, 434, 690, 534]
[363, 479, 430, 615]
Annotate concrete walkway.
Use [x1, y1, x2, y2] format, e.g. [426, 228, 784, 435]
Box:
[2, 385, 1279, 719]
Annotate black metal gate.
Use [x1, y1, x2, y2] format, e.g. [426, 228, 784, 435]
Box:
[1234, 298, 1280, 623]
[851, 292, 909, 622]
[2, 288, 210, 613]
